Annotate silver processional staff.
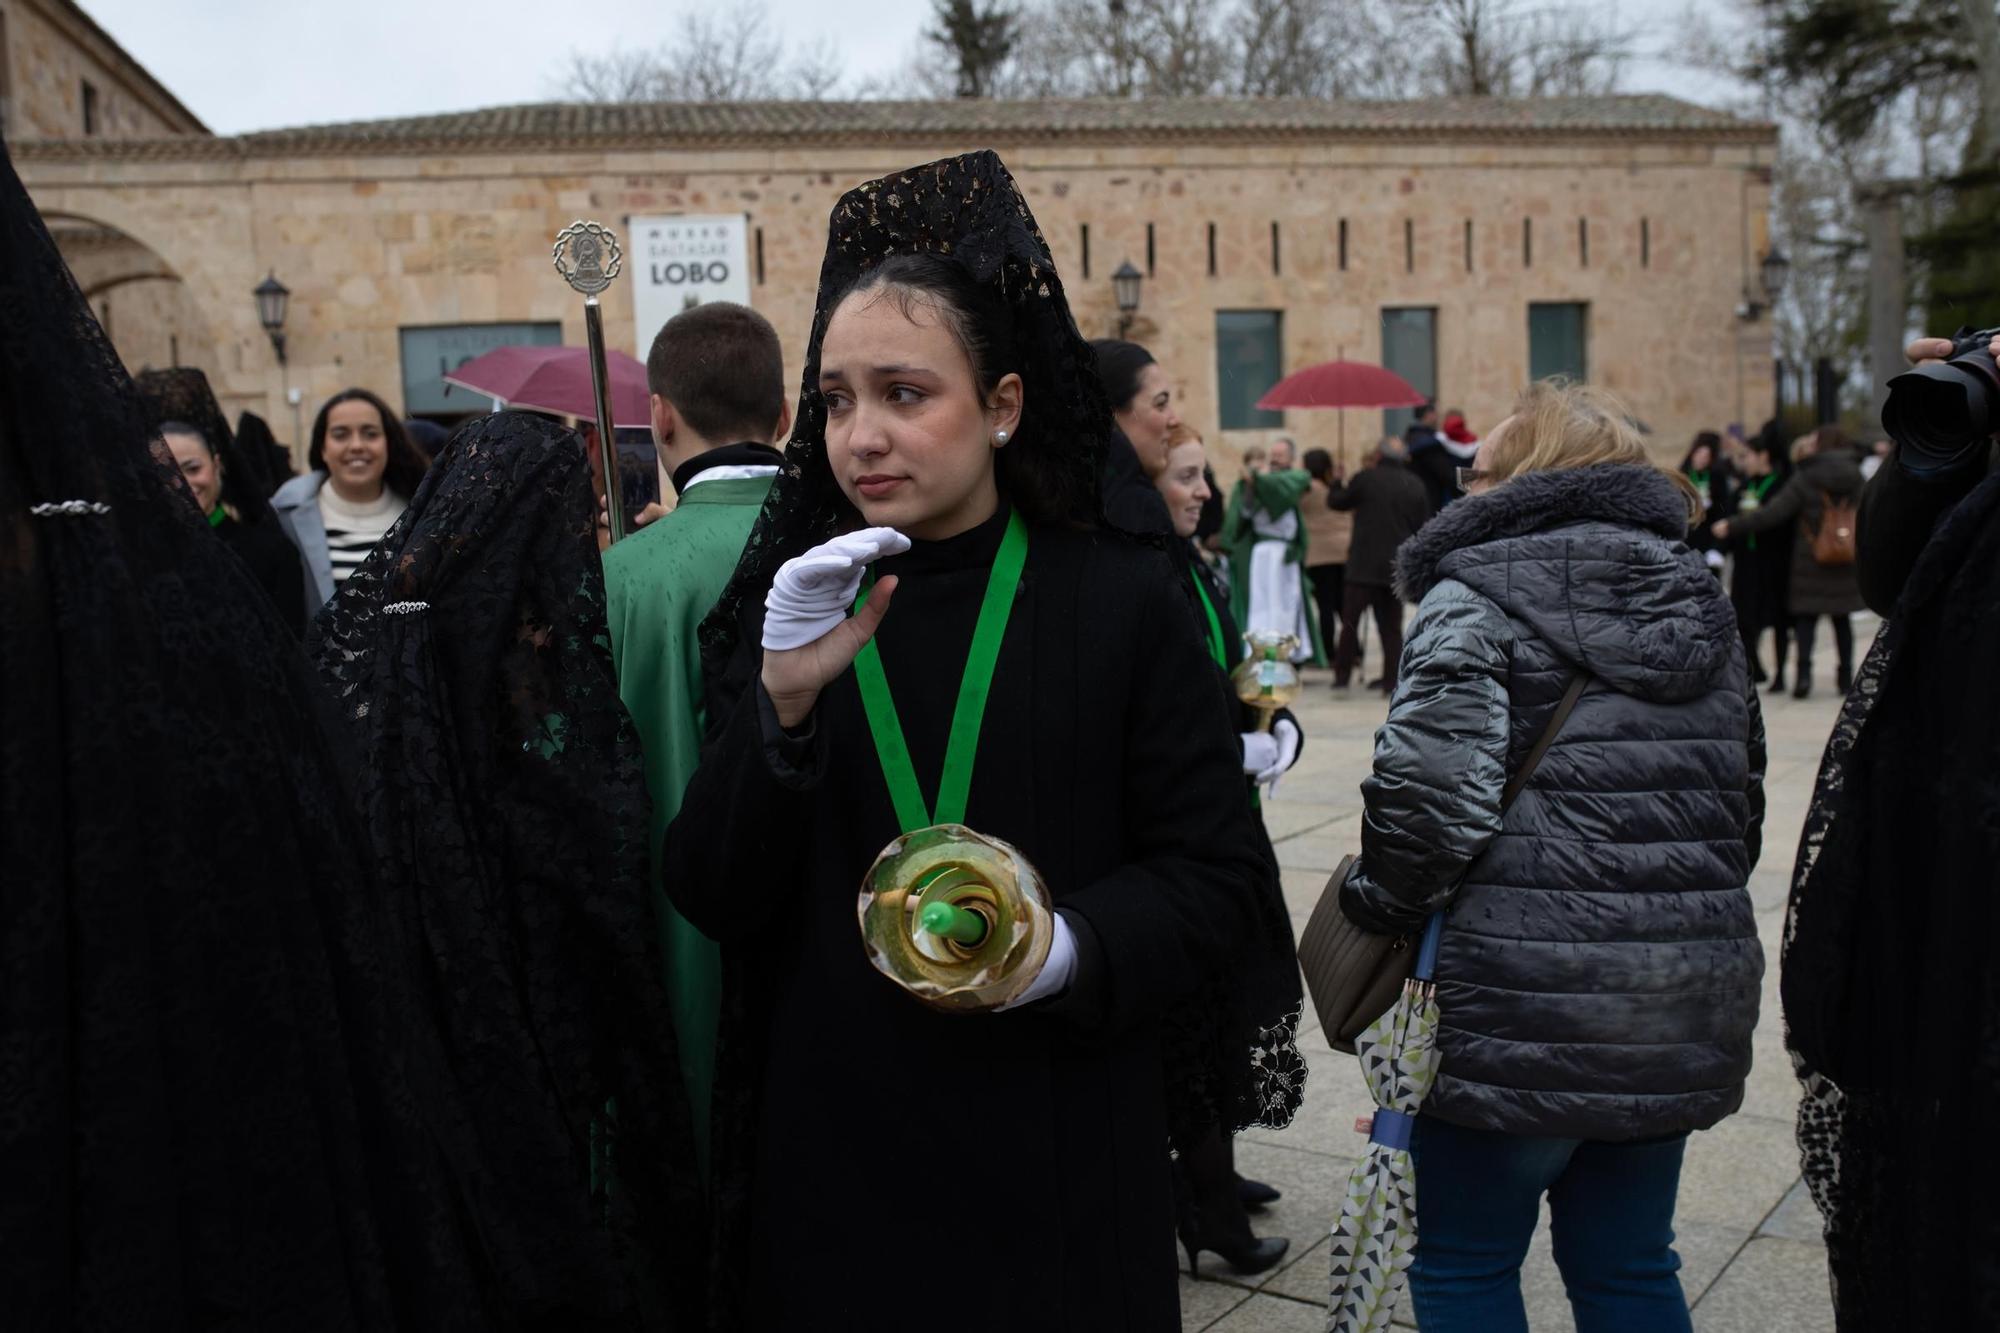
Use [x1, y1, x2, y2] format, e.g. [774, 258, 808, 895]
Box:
[552, 219, 628, 545]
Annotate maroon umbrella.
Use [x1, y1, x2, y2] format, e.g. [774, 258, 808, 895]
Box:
[1255, 358, 1427, 465]
[442, 345, 651, 428]
[1256, 360, 1426, 412]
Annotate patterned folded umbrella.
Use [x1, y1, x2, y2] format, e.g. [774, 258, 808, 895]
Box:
[1326, 913, 1444, 1333]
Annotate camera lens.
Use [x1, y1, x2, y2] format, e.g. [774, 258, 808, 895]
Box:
[1883, 363, 1991, 468]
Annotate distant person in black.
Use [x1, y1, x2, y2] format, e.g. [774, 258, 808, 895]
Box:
[1324, 436, 1431, 692]
[1405, 402, 1456, 513]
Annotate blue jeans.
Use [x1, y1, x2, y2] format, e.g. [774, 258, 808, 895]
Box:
[1408, 1115, 1692, 1333]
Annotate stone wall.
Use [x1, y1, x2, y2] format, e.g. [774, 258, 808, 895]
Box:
[18, 132, 1777, 469]
[0, 0, 202, 141]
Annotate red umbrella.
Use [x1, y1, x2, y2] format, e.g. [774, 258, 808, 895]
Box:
[442, 345, 652, 428]
[1255, 358, 1427, 467]
[1256, 360, 1426, 411]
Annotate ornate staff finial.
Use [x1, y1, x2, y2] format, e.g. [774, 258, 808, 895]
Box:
[553, 221, 623, 297]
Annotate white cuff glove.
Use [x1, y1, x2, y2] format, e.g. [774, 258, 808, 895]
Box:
[1240, 731, 1280, 777]
[1242, 718, 1301, 798]
[997, 912, 1078, 1010]
[762, 527, 911, 651]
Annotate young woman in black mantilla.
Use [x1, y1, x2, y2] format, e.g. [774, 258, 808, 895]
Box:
[660, 151, 1302, 1330]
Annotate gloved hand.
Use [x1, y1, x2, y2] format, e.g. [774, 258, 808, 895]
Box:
[996, 912, 1078, 1011]
[1241, 731, 1280, 777]
[762, 527, 911, 651]
[1242, 718, 1302, 797]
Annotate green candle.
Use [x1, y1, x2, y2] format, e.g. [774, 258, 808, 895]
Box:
[918, 899, 988, 946]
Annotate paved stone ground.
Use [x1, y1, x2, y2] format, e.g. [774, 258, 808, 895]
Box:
[1179, 624, 1867, 1332]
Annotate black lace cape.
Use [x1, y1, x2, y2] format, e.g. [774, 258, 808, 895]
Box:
[1783, 468, 2000, 1327]
[695, 149, 1302, 1148]
[1, 141, 401, 1328]
[135, 365, 279, 517]
[308, 411, 700, 1329]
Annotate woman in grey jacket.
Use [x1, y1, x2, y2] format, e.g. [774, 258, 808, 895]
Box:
[1339, 381, 1766, 1333]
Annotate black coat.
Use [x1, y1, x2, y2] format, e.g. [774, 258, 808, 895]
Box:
[1324, 457, 1431, 586]
[1341, 465, 1767, 1141]
[1730, 451, 1866, 617]
[1405, 426, 1455, 514]
[1725, 470, 1794, 635]
[214, 513, 309, 637]
[662, 510, 1267, 1331]
[1784, 461, 2000, 1326]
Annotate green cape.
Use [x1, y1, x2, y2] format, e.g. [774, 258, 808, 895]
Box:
[603, 472, 775, 1176]
[1223, 468, 1326, 665]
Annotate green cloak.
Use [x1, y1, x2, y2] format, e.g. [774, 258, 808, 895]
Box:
[603, 472, 775, 1176]
[1223, 467, 1326, 665]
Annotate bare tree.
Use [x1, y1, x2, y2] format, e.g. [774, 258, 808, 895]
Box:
[553, 4, 849, 102]
[1394, 0, 1630, 97]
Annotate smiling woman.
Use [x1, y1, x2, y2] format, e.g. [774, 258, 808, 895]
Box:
[271, 387, 432, 608]
[658, 151, 1303, 1330]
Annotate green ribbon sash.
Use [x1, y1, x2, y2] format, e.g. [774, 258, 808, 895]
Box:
[1189, 563, 1228, 669]
[852, 510, 1029, 832]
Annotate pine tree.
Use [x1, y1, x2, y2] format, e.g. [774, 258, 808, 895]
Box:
[926, 0, 1021, 98]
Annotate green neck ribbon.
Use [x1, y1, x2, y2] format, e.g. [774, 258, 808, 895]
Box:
[1189, 563, 1228, 669]
[852, 510, 1029, 832]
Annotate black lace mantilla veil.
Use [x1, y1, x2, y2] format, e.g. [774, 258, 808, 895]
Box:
[309, 411, 700, 1329]
[0, 145, 406, 1326]
[134, 364, 280, 510]
[697, 149, 1304, 1143]
[1782, 468, 2000, 1327]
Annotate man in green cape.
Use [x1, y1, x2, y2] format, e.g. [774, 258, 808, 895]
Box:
[603, 302, 789, 1176]
[1224, 436, 1325, 664]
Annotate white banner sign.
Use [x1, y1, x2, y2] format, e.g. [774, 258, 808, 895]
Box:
[629, 214, 752, 352]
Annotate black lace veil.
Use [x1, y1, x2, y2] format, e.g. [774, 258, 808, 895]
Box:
[309, 410, 699, 1328]
[135, 365, 278, 517]
[0, 143, 403, 1327]
[698, 150, 1120, 677]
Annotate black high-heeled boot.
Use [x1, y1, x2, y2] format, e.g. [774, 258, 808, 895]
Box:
[1174, 1132, 1289, 1279]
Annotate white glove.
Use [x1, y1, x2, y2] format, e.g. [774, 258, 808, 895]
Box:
[997, 912, 1078, 1010]
[1240, 731, 1279, 777]
[1245, 718, 1302, 798]
[762, 527, 911, 651]
[1704, 548, 1726, 571]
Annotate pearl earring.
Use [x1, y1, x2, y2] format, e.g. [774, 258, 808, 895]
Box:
[993, 429, 1010, 445]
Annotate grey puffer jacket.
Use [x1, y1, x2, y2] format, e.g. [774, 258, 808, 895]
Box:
[1340, 464, 1766, 1141]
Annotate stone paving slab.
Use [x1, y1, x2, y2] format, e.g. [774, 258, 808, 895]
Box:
[1184, 641, 1867, 1331]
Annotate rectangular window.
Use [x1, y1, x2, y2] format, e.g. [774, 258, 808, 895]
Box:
[1214, 311, 1284, 431]
[1578, 218, 1589, 268]
[1080, 223, 1091, 280]
[81, 79, 99, 136]
[1380, 306, 1437, 437]
[1206, 223, 1217, 277]
[755, 226, 766, 285]
[1403, 219, 1414, 274]
[1145, 222, 1156, 277]
[401, 321, 564, 418]
[1528, 302, 1589, 382]
[1641, 218, 1651, 268]
[1464, 219, 1473, 272]
[1270, 221, 1281, 276]
[1338, 218, 1348, 272]
[1522, 218, 1533, 268]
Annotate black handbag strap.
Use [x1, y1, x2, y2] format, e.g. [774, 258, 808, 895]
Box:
[1499, 672, 1588, 814]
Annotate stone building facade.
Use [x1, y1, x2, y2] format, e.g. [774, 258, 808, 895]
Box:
[14, 96, 1778, 471]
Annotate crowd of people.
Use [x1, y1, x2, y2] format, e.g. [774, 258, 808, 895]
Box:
[8, 129, 1997, 1333]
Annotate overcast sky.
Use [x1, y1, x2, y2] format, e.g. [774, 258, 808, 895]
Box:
[80, 0, 1748, 137]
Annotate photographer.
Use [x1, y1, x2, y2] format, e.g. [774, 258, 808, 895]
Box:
[1855, 331, 2000, 611]
[1780, 326, 2000, 1328]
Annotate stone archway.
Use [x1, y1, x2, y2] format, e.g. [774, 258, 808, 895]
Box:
[42, 211, 218, 386]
